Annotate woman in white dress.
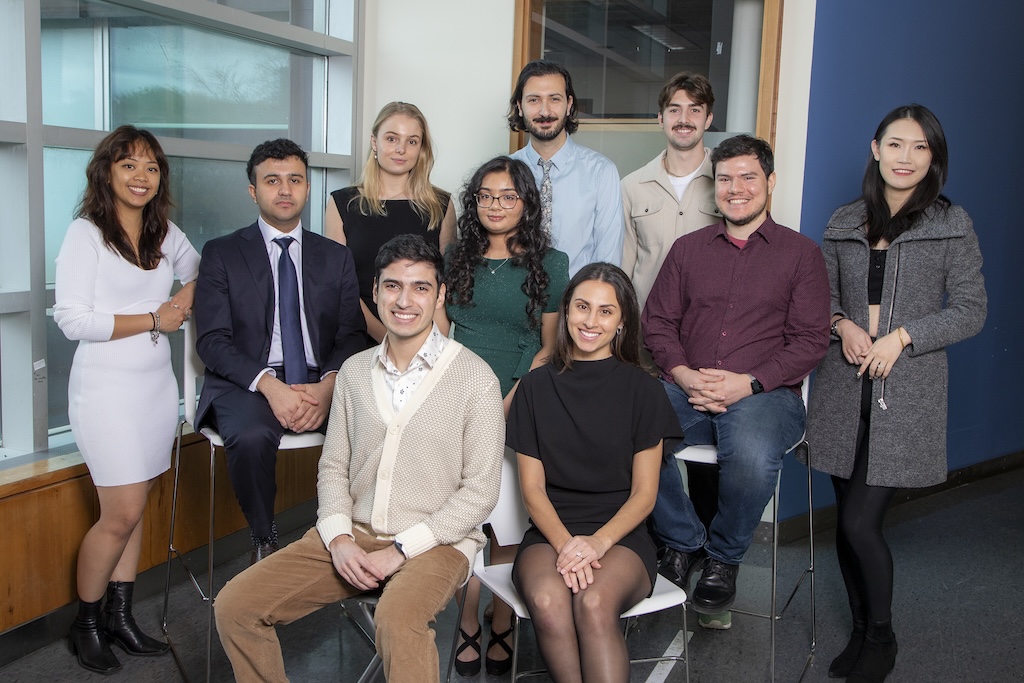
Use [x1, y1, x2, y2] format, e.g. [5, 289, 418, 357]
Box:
[54, 126, 200, 675]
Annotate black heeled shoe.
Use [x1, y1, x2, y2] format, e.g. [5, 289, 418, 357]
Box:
[485, 624, 514, 676]
[102, 581, 170, 656]
[847, 622, 897, 683]
[68, 599, 122, 675]
[453, 625, 482, 677]
[829, 618, 866, 678]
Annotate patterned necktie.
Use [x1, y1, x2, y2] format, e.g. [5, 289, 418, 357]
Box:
[539, 158, 553, 234]
[273, 236, 305, 385]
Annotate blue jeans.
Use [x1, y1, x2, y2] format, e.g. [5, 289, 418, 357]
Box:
[652, 380, 805, 564]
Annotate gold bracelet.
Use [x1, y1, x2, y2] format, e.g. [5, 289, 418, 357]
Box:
[896, 327, 908, 349]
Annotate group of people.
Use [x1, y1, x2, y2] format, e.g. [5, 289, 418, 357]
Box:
[54, 58, 986, 683]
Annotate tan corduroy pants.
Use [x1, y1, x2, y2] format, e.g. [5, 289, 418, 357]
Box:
[215, 527, 468, 683]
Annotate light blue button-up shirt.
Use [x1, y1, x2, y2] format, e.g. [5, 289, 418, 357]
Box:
[511, 135, 624, 276]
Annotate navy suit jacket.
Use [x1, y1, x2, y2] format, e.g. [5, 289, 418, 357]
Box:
[193, 222, 365, 428]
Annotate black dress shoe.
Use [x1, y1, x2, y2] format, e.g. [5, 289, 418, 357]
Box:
[657, 547, 707, 594]
[692, 559, 739, 614]
[250, 541, 280, 565]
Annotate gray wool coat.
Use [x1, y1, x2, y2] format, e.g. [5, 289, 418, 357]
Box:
[804, 200, 987, 488]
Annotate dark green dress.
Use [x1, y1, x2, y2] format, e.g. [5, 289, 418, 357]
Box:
[446, 249, 569, 396]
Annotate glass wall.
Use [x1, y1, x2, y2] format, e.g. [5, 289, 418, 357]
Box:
[0, 0, 357, 457]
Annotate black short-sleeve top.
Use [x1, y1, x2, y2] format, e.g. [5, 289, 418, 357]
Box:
[507, 357, 682, 586]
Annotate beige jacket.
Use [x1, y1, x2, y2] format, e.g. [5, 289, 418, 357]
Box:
[621, 150, 720, 310]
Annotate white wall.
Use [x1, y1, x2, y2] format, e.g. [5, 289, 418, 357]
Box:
[360, 0, 517, 198]
[770, 0, 816, 231]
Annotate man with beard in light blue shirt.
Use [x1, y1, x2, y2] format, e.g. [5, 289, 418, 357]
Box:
[508, 60, 624, 276]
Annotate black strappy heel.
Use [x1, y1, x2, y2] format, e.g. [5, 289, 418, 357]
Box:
[485, 624, 514, 676]
[453, 625, 482, 677]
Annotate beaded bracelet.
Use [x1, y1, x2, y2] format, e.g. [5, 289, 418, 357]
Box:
[150, 311, 161, 345]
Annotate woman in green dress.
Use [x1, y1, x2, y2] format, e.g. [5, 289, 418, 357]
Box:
[440, 155, 569, 676]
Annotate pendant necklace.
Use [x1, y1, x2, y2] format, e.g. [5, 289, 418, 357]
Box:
[489, 257, 511, 275]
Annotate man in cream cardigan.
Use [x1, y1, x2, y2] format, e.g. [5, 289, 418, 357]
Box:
[215, 234, 505, 683]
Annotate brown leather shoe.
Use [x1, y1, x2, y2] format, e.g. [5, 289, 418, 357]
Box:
[250, 542, 279, 565]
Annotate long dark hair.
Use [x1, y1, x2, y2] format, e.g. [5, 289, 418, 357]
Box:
[77, 125, 172, 270]
[862, 104, 950, 245]
[552, 263, 644, 372]
[446, 156, 551, 328]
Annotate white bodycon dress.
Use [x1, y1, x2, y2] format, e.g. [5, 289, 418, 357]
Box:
[54, 218, 200, 486]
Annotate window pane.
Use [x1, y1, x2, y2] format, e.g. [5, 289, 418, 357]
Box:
[208, 0, 326, 32]
[41, 0, 321, 149]
[533, 0, 754, 124]
[44, 148, 90, 285]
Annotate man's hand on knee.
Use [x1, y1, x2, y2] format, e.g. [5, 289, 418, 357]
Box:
[365, 545, 406, 581]
[287, 377, 335, 432]
[329, 536, 386, 590]
[257, 375, 317, 429]
[692, 369, 750, 410]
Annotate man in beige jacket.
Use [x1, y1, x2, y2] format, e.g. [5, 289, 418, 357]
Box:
[621, 72, 721, 311]
[215, 235, 505, 683]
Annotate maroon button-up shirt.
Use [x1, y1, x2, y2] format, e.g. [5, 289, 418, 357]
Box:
[642, 214, 830, 393]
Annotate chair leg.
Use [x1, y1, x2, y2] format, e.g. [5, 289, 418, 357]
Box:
[510, 614, 521, 682]
[444, 582, 469, 683]
[807, 444, 817, 655]
[161, 420, 186, 632]
[770, 471, 781, 682]
[682, 603, 690, 683]
[205, 440, 216, 683]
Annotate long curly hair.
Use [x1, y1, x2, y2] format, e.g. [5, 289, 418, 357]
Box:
[352, 102, 445, 229]
[862, 104, 950, 245]
[77, 126, 171, 270]
[446, 156, 551, 328]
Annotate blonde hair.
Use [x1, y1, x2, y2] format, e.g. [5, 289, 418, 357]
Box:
[353, 102, 445, 229]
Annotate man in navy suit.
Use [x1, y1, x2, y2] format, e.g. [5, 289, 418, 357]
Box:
[194, 139, 365, 563]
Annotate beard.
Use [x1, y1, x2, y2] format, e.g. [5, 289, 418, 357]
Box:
[721, 196, 768, 227]
[524, 115, 567, 141]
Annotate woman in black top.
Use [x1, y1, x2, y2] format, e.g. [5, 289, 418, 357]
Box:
[325, 101, 456, 345]
[507, 263, 680, 682]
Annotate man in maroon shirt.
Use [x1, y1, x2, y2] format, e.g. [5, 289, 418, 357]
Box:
[641, 135, 829, 614]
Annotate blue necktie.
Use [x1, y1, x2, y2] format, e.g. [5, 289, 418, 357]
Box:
[274, 236, 305, 385]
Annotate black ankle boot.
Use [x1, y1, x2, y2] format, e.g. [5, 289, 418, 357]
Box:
[102, 582, 170, 656]
[847, 621, 897, 683]
[69, 598, 122, 674]
[829, 617, 866, 678]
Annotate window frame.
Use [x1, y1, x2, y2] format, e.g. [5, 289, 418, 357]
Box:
[0, 0, 362, 459]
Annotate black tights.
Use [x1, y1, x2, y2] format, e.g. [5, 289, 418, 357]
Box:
[831, 377, 897, 625]
[513, 544, 651, 683]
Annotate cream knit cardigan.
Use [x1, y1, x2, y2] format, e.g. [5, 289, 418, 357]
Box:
[316, 340, 505, 568]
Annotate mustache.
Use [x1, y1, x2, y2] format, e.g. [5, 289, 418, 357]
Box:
[532, 116, 559, 124]
[673, 124, 696, 132]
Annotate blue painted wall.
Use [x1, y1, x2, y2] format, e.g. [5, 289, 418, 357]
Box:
[782, 0, 1024, 517]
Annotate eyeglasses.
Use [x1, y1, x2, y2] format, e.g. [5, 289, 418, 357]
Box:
[475, 192, 521, 209]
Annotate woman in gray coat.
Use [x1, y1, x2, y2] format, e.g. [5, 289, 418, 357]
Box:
[806, 104, 986, 683]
